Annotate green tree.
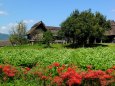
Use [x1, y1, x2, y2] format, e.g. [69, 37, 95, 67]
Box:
[57, 30, 65, 40]
[91, 12, 111, 43]
[43, 30, 53, 47]
[9, 21, 27, 45]
[61, 10, 80, 43]
[60, 9, 111, 46]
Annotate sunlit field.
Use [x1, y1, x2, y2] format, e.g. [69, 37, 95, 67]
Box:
[0, 43, 115, 86]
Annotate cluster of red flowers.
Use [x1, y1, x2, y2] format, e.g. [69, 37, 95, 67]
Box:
[0, 64, 32, 81]
[60, 67, 82, 86]
[23, 67, 31, 74]
[82, 70, 113, 86]
[1, 65, 17, 77]
[46, 63, 115, 86]
[0, 63, 115, 86]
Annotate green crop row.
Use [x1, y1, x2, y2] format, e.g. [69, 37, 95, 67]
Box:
[0, 47, 115, 70]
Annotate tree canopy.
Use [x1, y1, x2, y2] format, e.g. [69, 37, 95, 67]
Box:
[9, 21, 27, 45]
[43, 30, 53, 47]
[60, 9, 111, 46]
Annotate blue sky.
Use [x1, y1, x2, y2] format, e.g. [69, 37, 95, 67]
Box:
[0, 0, 115, 34]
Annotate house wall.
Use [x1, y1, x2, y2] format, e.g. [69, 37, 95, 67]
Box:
[29, 28, 44, 41]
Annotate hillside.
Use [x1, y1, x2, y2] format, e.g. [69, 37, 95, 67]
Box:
[0, 33, 9, 40]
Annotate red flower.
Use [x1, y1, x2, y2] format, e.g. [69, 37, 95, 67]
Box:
[53, 62, 60, 67]
[57, 67, 64, 74]
[41, 75, 47, 80]
[60, 67, 82, 86]
[96, 70, 106, 75]
[67, 67, 75, 72]
[53, 76, 63, 86]
[84, 70, 106, 79]
[48, 65, 53, 69]
[112, 66, 115, 70]
[24, 71, 28, 74]
[37, 72, 43, 77]
[61, 72, 70, 80]
[67, 77, 81, 86]
[2, 65, 11, 72]
[2, 65, 17, 77]
[7, 72, 15, 77]
[106, 69, 114, 74]
[62, 64, 66, 69]
[102, 74, 112, 79]
[25, 67, 31, 71]
[87, 65, 92, 70]
[0, 65, 2, 69]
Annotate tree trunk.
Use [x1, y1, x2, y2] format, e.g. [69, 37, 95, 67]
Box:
[87, 37, 89, 44]
[94, 38, 96, 44]
[100, 39, 102, 43]
[73, 37, 75, 44]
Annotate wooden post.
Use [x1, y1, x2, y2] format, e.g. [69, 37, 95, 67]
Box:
[87, 37, 89, 44]
[113, 37, 115, 43]
[94, 38, 96, 44]
[32, 41, 34, 45]
[100, 39, 102, 43]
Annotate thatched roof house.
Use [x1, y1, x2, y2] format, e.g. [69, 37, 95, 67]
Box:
[27, 21, 115, 43]
[105, 21, 115, 42]
[105, 21, 115, 36]
[27, 21, 62, 43]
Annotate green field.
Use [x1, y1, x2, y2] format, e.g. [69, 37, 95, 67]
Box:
[0, 43, 115, 70]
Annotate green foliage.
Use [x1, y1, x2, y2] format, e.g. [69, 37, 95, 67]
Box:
[0, 44, 115, 85]
[60, 9, 111, 45]
[0, 44, 115, 70]
[9, 21, 28, 45]
[43, 30, 53, 47]
[57, 30, 65, 38]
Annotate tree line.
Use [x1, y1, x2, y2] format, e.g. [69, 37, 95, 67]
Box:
[9, 9, 111, 47]
[9, 21, 53, 46]
[59, 9, 111, 46]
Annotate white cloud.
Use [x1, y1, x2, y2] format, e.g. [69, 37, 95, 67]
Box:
[112, 9, 115, 12]
[23, 19, 36, 24]
[0, 26, 9, 34]
[0, 23, 18, 34]
[0, 19, 36, 34]
[0, 10, 7, 16]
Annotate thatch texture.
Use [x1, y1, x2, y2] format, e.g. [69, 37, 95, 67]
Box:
[105, 21, 115, 36]
[27, 21, 47, 35]
[27, 21, 61, 42]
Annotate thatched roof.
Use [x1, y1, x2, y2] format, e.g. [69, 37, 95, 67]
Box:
[46, 26, 61, 36]
[28, 21, 115, 36]
[105, 21, 115, 36]
[27, 21, 47, 34]
[27, 21, 61, 35]
[46, 26, 61, 30]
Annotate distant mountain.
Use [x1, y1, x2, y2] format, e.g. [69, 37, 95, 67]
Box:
[0, 33, 9, 40]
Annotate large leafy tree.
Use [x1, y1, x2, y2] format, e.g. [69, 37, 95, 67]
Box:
[60, 9, 111, 46]
[61, 10, 80, 43]
[9, 21, 27, 45]
[43, 30, 53, 47]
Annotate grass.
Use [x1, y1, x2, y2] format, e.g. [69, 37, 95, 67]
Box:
[1, 43, 66, 49]
[0, 43, 115, 70]
[0, 43, 115, 86]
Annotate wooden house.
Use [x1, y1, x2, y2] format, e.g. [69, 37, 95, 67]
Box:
[27, 21, 115, 44]
[105, 21, 115, 43]
[27, 21, 66, 44]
